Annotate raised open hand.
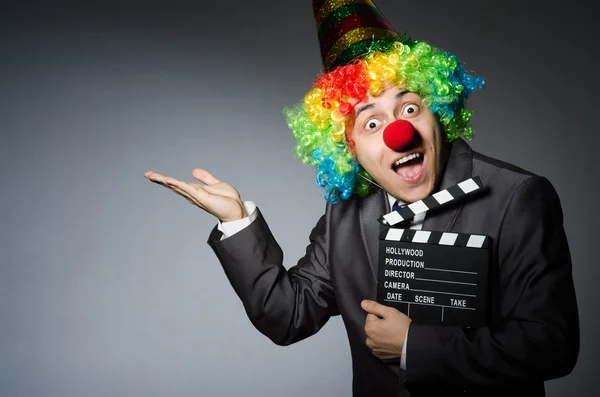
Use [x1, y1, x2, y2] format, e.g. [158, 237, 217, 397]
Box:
[144, 168, 247, 222]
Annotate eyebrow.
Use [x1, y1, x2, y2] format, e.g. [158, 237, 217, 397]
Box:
[354, 90, 410, 118]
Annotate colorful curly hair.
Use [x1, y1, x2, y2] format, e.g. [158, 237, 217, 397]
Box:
[284, 38, 485, 203]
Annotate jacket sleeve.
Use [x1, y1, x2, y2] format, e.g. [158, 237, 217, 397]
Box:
[405, 176, 580, 389]
[207, 207, 339, 346]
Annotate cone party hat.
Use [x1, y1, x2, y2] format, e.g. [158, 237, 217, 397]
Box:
[312, 0, 399, 72]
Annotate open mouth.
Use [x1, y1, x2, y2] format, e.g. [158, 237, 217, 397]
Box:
[392, 152, 425, 182]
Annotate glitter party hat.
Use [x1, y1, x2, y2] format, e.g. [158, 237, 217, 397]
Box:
[313, 0, 399, 72]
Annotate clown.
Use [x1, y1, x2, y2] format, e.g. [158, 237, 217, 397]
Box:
[144, 1, 579, 396]
[286, 27, 484, 204]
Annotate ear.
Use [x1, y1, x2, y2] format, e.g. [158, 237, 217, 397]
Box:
[345, 119, 357, 154]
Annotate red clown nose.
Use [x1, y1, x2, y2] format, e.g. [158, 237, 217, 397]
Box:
[383, 120, 416, 151]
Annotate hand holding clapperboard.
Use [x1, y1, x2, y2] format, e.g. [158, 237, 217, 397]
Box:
[377, 176, 491, 327]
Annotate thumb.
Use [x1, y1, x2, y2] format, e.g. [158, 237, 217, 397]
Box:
[192, 168, 221, 186]
[361, 300, 388, 317]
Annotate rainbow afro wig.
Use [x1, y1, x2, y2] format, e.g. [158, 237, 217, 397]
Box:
[286, 1, 485, 203]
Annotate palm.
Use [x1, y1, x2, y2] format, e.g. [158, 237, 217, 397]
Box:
[144, 168, 246, 222]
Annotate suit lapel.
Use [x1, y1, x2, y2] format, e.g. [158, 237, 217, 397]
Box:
[422, 139, 473, 232]
[359, 188, 388, 281]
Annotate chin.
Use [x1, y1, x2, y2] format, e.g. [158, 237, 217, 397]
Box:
[393, 184, 432, 203]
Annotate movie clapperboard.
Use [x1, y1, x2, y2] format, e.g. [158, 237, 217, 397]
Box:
[377, 177, 491, 327]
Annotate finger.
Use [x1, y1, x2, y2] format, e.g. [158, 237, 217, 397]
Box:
[365, 313, 380, 325]
[167, 183, 207, 208]
[146, 173, 205, 207]
[366, 345, 396, 360]
[166, 178, 222, 213]
[145, 172, 214, 211]
[361, 300, 389, 318]
[145, 171, 172, 185]
[156, 179, 207, 208]
[192, 168, 221, 186]
[166, 177, 216, 206]
[146, 173, 199, 199]
[146, 172, 182, 191]
[364, 313, 380, 337]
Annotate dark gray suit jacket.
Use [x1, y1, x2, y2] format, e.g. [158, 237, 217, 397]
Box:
[208, 139, 579, 397]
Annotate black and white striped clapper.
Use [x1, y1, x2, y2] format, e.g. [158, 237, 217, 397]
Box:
[376, 176, 491, 328]
[381, 228, 490, 249]
[380, 176, 483, 226]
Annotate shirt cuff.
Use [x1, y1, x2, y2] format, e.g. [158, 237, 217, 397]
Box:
[401, 325, 409, 370]
[217, 201, 257, 240]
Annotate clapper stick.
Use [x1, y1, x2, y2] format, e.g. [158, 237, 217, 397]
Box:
[381, 228, 490, 249]
[379, 176, 483, 227]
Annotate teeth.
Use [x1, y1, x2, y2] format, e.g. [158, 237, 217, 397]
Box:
[395, 152, 421, 166]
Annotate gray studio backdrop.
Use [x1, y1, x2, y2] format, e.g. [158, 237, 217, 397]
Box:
[1, 1, 597, 396]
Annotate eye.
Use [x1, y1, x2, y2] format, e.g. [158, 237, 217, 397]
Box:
[401, 104, 419, 117]
[365, 119, 381, 131]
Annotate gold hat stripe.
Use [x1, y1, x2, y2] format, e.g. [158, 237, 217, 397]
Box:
[316, 0, 375, 28]
[324, 26, 392, 70]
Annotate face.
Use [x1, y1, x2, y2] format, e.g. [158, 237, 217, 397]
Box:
[351, 84, 446, 203]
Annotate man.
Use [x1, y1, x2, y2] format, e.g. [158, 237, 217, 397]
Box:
[144, 1, 579, 395]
